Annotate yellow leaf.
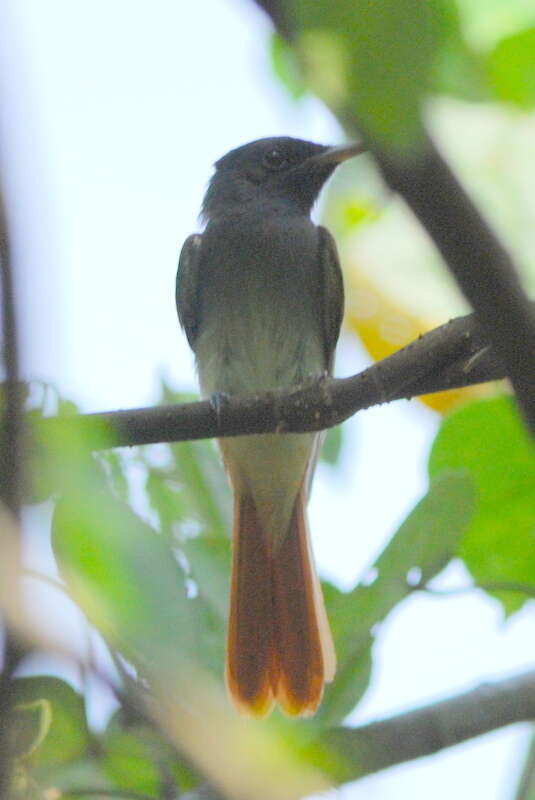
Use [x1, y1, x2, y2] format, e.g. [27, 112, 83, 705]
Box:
[344, 263, 493, 413]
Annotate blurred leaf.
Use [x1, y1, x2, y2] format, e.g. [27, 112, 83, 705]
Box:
[103, 726, 172, 794]
[342, 261, 494, 414]
[23, 409, 59, 504]
[320, 425, 343, 467]
[189, 597, 226, 677]
[158, 379, 230, 538]
[429, 396, 535, 614]
[314, 581, 373, 729]
[21, 385, 80, 505]
[37, 758, 112, 797]
[453, 0, 535, 50]
[145, 465, 188, 540]
[104, 713, 200, 793]
[12, 700, 52, 760]
[12, 677, 89, 768]
[427, 0, 488, 101]
[184, 535, 230, 619]
[52, 451, 193, 672]
[329, 196, 381, 236]
[170, 440, 230, 538]
[57, 398, 80, 417]
[183, 536, 229, 675]
[292, 0, 432, 152]
[316, 470, 473, 726]
[512, 729, 535, 800]
[98, 449, 129, 502]
[487, 27, 535, 108]
[269, 32, 306, 100]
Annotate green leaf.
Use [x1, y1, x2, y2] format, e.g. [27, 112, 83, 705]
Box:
[156, 377, 230, 538]
[316, 470, 473, 726]
[170, 439, 230, 538]
[453, 0, 535, 50]
[22, 409, 59, 504]
[98, 449, 129, 503]
[182, 536, 229, 675]
[320, 425, 343, 467]
[512, 729, 535, 800]
[12, 677, 89, 768]
[36, 757, 112, 797]
[427, 0, 488, 101]
[487, 27, 535, 108]
[184, 535, 230, 619]
[429, 396, 535, 614]
[102, 725, 197, 797]
[145, 465, 188, 541]
[189, 597, 226, 677]
[269, 32, 307, 100]
[104, 715, 200, 793]
[102, 727, 167, 794]
[12, 700, 52, 760]
[291, 0, 433, 152]
[314, 580, 373, 729]
[21, 384, 80, 505]
[52, 453, 194, 673]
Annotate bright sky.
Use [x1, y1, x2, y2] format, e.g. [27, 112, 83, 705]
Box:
[1, 2, 534, 798]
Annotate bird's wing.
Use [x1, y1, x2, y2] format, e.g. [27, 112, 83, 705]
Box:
[303, 227, 345, 501]
[318, 225, 345, 372]
[176, 233, 203, 348]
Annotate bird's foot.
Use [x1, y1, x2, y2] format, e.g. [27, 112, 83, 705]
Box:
[210, 391, 231, 426]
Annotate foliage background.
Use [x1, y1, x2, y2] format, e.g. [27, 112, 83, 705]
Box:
[1, 1, 535, 798]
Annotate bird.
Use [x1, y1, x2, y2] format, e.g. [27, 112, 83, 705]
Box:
[176, 136, 363, 717]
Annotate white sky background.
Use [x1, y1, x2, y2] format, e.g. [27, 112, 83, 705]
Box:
[0, 1, 534, 798]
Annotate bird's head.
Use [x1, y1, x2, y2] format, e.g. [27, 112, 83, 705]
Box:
[201, 136, 363, 222]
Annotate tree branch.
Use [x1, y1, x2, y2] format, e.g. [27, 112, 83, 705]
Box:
[0, 178, 21, 514]
[40, 306, 505, 450]
[252, 1, 535, 438]
[0, 169, 25, 799]
[324, 670, 535, 782]
[376, 138, 535, 435]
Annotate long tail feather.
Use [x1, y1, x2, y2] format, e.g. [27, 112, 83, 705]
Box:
[226, 491, 275, 717]
[272, 488, 334, 716]
[226, 486, 335, 717]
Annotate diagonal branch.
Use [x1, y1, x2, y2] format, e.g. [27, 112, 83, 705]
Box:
[40, 305, 505, 450]
[323, 669, 535, 782]
[252, 1, 535, 438]
[376, 139, 535, 435]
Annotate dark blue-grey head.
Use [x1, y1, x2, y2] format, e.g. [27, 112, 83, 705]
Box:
[201, 136, 363, 223]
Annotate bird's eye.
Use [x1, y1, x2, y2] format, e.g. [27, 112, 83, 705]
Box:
[262, 148, 289, 171]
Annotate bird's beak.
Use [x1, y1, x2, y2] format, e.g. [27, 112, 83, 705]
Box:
[309, 142, 365, 166]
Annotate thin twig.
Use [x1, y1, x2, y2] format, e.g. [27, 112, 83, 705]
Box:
[60, 790, 158, 800]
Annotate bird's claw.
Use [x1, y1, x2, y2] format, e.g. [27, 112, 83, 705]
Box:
[210, 391, 231, 425]
[463, 345, 492, 374]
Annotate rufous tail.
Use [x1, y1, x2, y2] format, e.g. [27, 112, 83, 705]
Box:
[226, 487, 335, 717]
